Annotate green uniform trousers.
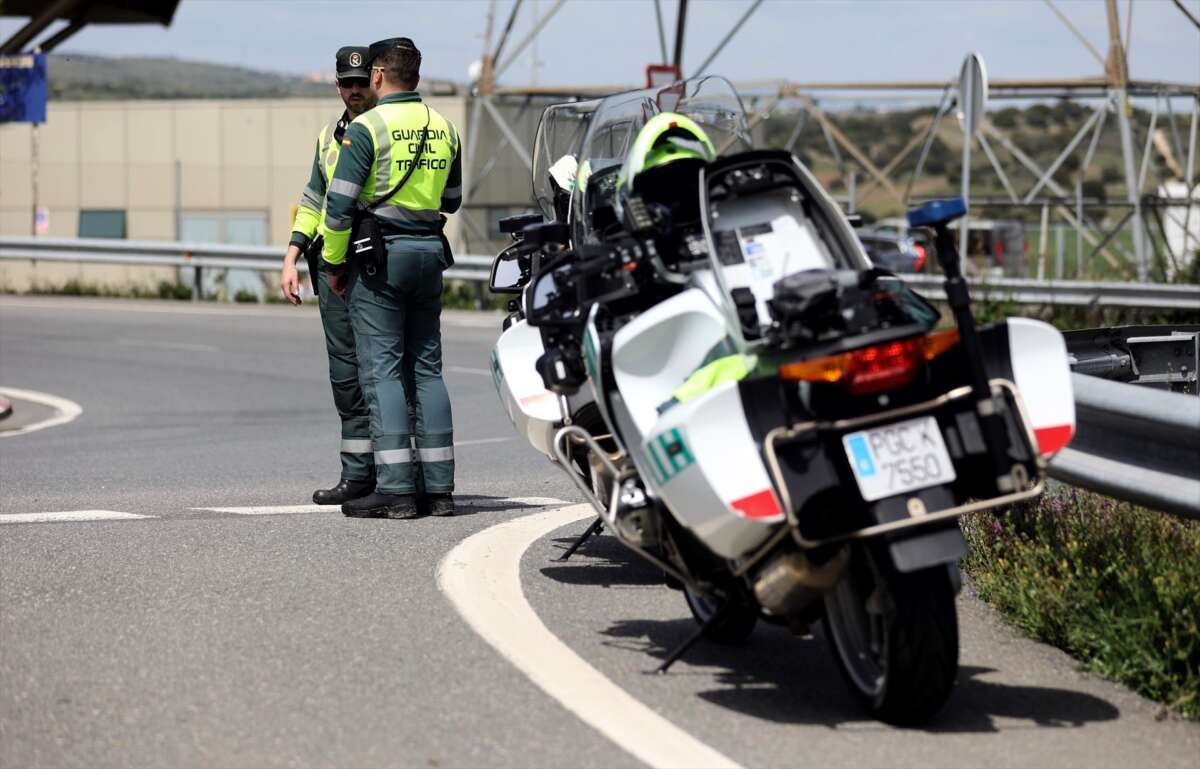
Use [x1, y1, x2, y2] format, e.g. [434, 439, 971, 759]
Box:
[348, 235, 454, 494]
[317, 262, 374, 481]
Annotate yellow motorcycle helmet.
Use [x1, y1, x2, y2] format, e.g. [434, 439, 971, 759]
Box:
[616, 112, 716, 229]
[619, 112, 716, 191]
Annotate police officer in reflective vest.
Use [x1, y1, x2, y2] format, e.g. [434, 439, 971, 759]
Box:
[322, 37, 462, 519]
[280, 45, 379, 506]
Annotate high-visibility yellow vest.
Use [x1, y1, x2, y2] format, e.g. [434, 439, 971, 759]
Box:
[291, 119, 344, 242]
[352, 101, 458, 226]
[317, 121, 341, 184]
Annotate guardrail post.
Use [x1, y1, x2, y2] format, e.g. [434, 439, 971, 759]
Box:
[474, 281, 486, 310]
[192, 265, 202, 302]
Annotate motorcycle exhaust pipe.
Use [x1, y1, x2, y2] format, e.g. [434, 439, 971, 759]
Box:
[753, 547, 849, 616]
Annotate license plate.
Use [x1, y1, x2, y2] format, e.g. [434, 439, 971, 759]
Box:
[842, 416, 956, 502]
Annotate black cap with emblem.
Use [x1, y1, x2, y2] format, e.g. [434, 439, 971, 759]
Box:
[366, 37, 419, 68]
[335, 46, 370, 79]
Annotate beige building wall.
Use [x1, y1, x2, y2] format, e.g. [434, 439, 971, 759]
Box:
[0, 95, 468, 248]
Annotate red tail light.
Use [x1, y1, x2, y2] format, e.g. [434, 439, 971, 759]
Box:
[912, 243, 927, 272]
[779, 329, 960, 395]
[844, 340, 921, 394]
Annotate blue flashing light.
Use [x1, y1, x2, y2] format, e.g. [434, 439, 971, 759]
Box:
[907, 197, 967, 228]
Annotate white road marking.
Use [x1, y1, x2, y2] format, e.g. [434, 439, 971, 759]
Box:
[447, 365, 493, 376]
[454, 436, 512, 447]
[0, 387, 83, 438]
[115, 337, 220, 353]
[0, 510, 154, 524]
[196, 504, 328, 515]
[438, 505, 743, 769]
[457, 496, 568, 508]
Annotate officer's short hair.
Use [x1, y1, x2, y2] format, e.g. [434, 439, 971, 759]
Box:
[375, 41, 421, 88]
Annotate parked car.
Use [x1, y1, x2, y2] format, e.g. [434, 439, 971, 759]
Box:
[857, 230, 930, 273]
[871, 216, 1027, 277]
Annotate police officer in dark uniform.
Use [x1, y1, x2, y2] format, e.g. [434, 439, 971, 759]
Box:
[321, 38, 462, 519]
[279, 46, 378, 505]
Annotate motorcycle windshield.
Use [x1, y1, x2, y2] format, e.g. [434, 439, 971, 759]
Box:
[532, 99, 601, 222]
[570, 76, 752, 244]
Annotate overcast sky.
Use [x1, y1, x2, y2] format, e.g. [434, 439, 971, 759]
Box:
[3, 0, 1197, 93]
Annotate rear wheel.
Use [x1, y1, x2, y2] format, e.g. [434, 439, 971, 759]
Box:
[822, 543, 959, 725]
[683, 587, 758, 644]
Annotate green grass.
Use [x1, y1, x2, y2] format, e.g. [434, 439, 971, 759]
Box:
[962, 490, 1200, 719]
[23, 279, 194, 301]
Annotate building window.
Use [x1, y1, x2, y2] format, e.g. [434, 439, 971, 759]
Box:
[78, 209, 126, 239]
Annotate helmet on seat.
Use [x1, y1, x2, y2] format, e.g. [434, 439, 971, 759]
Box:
[617, 112, 716, 229]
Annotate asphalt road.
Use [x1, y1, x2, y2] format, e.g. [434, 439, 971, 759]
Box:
[2, 296, 1197, 768]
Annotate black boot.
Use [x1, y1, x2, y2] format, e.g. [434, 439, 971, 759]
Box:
[342, 492, 422, 519]
[313, 478, 374, 505]
[428, 493, 456, 517]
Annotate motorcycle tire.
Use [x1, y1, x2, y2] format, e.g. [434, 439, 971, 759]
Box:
[822, 543, 958, 725]
[683, 587, 758, 644]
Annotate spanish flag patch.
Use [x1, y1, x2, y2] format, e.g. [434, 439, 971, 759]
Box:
[341, 138, 352, 146]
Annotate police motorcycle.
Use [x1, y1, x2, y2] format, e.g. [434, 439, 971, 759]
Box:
[506, 75, 1077, 724]
[489, 98, 617, 524]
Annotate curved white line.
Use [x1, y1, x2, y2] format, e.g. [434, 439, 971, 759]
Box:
[0, 387, 83, 438]
[437, 505, 742, 769]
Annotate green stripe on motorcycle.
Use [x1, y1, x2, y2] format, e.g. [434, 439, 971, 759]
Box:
[646, 427, 694, 484]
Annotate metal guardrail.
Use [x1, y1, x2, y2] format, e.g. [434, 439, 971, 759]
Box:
[1048, 373, 1200, 520]
[900, 274, 1200, 311]
[4, 235, 1200, 309]
[0, 236, 492, 299]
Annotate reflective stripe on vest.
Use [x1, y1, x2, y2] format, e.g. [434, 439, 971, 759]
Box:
[318, 121, 340, 185]
[357, 102, 457, 216]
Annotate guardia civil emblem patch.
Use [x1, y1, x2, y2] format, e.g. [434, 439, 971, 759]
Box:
[349, 52, 362, 67]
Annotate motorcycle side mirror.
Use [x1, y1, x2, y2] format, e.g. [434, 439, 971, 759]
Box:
[522, 221, 571, 249]
[524, 255, 582, 327]
[489, 242, 526, 294]
[846, 213, 864, 228]
[499, 212, 544, 235]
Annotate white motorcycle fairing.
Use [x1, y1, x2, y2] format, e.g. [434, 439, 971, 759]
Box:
[1004, 317, 1076, 456]
[607, 286, 783, 560]
[491, 319, 561, 458]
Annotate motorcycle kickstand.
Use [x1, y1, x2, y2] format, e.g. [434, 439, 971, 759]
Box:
[553, 518, 604, 562]
[653, 602, 729, 675]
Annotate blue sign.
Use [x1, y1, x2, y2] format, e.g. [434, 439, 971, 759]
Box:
[847, 434, 876, 477]
[0, 54, 48, 124]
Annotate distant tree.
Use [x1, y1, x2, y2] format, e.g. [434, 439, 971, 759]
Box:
[1081, 180, 1106, 200]
[1051, 98, 1085, 125]
[1025, 103, 1052, 129]
[993, 107, 1020, 129]
[924, 138, 950, 175]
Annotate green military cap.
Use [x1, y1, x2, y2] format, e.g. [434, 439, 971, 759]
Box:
[366, 37, 419, 67]
[335, 46, 370, 78]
